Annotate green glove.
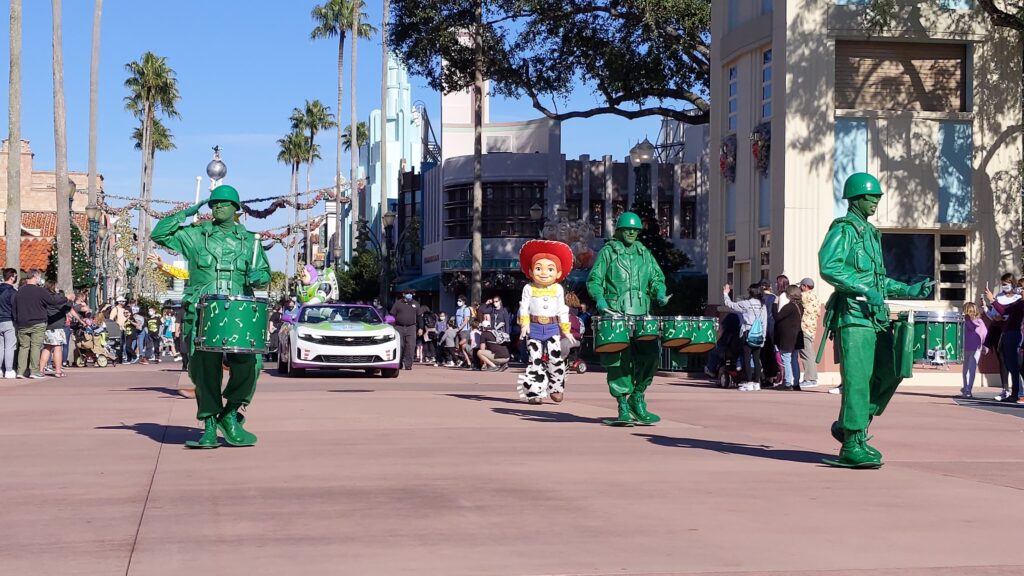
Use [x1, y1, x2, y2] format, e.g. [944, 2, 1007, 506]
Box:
[246, 270, 268, 286]
[595, 298, 610, 314]
[656, 292, 669, 306]
[908, 279, 935, 299]
[864, 289, 884, 306]
[182, 199, 208, 218]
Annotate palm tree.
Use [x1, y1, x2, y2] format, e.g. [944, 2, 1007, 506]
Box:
[289, 99, 336, 263]
[132, 118, 175, 288]
[342, 121, 369, 152]
[6, 0, 22, 270]
[124, 51, 180, 294]
[350, 2, 361, 251]
[277, 130, 311, 279]
[310, 0, 376, 269]
[52, 0, 73, 292]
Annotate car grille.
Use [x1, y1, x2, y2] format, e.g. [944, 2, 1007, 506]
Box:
[313, 355, 382, 364]
[316, 335, 388, 346]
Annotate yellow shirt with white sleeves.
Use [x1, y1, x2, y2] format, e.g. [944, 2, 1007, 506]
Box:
[518, 283, 571, 335]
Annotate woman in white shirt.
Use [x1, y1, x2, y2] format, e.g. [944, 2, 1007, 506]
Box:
[722, 283, 768, 390]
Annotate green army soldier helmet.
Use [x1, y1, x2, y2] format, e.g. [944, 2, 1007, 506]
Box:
[615, 211, 643, 231]
[208, 185, 242, 210]
[842, 173, 883, 200]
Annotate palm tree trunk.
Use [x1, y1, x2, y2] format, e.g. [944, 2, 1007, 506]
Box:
[334, 32, 346, 270]
[306, 131, 314, 265]
[134, 104, 151, 294]
[52, 0, 73, 293]
[470, 0, 483, 305]
[6, 0, 22, 270]
[140, 144, 156, 293]
[350, 7, 360, 250]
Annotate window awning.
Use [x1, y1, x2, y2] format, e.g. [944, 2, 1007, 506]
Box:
[394, 274, 440, 293]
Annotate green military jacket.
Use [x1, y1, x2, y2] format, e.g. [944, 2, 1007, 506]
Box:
[587, 238, 667, 316]
[151, 210, 272, 328]
[818, 209, 910, 330]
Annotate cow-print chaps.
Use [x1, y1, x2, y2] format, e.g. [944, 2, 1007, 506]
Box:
[516, 335, 567, 399]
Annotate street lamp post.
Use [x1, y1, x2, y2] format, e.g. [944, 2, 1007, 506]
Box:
[97, 225, 108, 303]
[629, 138, 655, 206]
[85, 203, 101, 309]
[206, 146, 227, 191]
[530, 202, 544, 237]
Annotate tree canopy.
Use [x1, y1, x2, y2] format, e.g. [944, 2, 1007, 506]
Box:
[389, 0, 710, 124]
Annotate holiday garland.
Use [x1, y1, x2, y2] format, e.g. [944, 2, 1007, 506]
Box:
[719, 134, 737, 183]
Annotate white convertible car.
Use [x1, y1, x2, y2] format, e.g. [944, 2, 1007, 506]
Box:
[277, 303, 400, 378]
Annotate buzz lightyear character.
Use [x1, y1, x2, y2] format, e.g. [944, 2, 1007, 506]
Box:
[297, 264, 340, 304]
[516, 240, 577, 404]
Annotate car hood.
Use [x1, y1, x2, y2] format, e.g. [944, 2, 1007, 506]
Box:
[296, 321, 394, 335]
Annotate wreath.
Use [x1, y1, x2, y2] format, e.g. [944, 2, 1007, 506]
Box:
[719, 134, 737, 183]
[750, 122, 771, 176]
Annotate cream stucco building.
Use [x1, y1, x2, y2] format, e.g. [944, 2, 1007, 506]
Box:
[710, 1, 1022, 318]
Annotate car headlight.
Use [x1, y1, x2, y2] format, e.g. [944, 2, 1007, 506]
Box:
[298, 332, 323, 343]
[373, 333, 396, 342]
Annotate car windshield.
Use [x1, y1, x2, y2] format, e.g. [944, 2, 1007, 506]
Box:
[298, 306, 381, 325]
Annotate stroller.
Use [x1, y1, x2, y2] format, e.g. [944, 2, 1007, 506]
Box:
[73, 323, 118, 367]
[711, 313, 744, 388]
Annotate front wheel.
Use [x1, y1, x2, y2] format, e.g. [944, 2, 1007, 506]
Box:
[75, 355, 86, 368]
[96, 355, 108, 367]
[381, 368, 400, 378]
[287, 355, 305, 377]
[575, 361, 587, 374]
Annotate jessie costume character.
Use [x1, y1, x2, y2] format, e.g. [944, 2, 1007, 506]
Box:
[516, 240, 576, 404]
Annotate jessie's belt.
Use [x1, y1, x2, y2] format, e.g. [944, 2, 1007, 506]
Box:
[530, 315, 558, 324]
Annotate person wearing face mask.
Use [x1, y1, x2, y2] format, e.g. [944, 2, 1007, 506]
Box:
[985, 276, 1024, 403]
[390, 290, 422, 370]
[434, 312, 449, 366]
[587, 212, 669, 425]
[152, 185, 272, 449]
[982, 273, 1019, 400]
[487, 295, 511, 339]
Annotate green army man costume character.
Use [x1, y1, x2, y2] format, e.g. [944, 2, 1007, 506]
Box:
[587, 212, 669, 426]
[152, 185, 272, 448]
[818, 173, 933, 468]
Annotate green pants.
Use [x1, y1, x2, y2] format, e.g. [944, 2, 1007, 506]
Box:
[186, 334, 261, 420]
[838, 325, 902, 431]
[16, 323, 46, 377]
[600, 339, 660, 398]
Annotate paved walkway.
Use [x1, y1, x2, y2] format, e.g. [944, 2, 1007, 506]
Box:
[2, 361, 1023, 576]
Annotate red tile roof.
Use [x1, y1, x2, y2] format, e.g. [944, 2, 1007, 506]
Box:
[0, 238, 57, 271]
[20, 211, 88, 237]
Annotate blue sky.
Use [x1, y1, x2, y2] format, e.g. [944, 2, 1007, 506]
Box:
[1, 0, 661, 269]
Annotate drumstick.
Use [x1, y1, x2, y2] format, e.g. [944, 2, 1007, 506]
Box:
[251, 237, 258, 269]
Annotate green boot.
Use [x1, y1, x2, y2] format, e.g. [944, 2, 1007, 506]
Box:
[602, 396, 635, 427]
[217, 408, 258, 447]
[823, 429, 882, 469]
[627, 390, 661, 425]
[831, 420, 880, 460]
[184, 417, 220, 449]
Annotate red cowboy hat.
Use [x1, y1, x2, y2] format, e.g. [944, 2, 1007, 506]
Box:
[519, 239, 574, 282]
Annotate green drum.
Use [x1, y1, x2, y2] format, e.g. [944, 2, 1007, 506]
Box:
[633, 316, 662, 341]
[661, 316, 694, 348]
[195, 294, 269, 354]
[594, 316, 630, 353]
[904, 311, 963, 363]
[678, 317, 718, 354]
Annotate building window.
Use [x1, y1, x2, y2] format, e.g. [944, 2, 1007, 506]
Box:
[680, 197, 697, 240]
[835, 40, 968, 112]
[834, 118, 868, 217]
[940, 0, 974, 9]
[761, 49, 773, 120]
[881, 232, 970, 301]
[728, 0, 741, 30]
[726, 235, 737, 286]
[761, 0, 773, 14]
[486, 135, 512, 153]
[758, 174, 771, 229]
[728, 65, 738, 133]
[938, 121, 972, 224]
[590, 200, 605, 238]
[658, 200, 673, 237]
[760, 232, 771, 280]
[725, 181, 736, 234]
[443, 182, 545, 239]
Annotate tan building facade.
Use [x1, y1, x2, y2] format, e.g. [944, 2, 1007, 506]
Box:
[710, 1, 1022, 311]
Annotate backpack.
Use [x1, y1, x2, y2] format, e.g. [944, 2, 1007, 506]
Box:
[746, 305, 765, 348]
[492, 328, 511, 345]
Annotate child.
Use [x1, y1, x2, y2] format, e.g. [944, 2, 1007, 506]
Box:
[162, 310, 178, 359]
[440, 317, 459, 367]
[961, 302, 988, 399]
[516, 239, 576, 404]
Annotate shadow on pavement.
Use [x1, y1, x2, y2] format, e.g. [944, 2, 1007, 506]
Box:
[327, 389, 376, 393]
[95, 422, 201, 445]
[112, 386, 186, 398]
[491, 407, 605, 424]
[634, 433, 830, 464]
[445, 393, 524, 405]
